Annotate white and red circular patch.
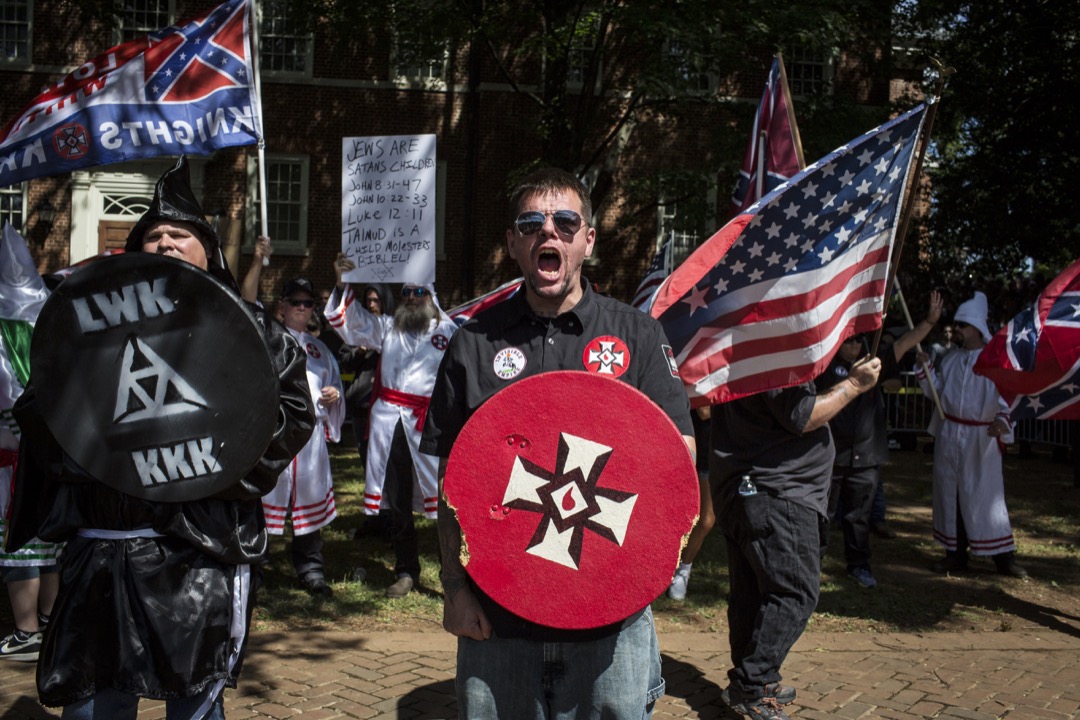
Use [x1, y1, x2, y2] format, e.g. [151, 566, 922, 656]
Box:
[306, 342, 321, 359]
[432, 333, 450, 351]
[493, 347, 526, 380]
[582, 335, 630, 377]
[444, 371, 697, 629]
[53, 123, 90, 160]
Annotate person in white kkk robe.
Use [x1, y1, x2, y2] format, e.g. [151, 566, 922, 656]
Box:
[917, 291, 1027, 577]
[324, 255, 457, 598]
[262, 278, 345, 596]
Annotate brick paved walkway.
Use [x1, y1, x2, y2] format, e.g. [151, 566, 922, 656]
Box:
[3, 630, 1079, 719]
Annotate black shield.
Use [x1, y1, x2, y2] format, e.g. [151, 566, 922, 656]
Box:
[31, 253, 278, 502]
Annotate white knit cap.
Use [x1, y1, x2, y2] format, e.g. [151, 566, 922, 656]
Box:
[953, 291, 992, 342]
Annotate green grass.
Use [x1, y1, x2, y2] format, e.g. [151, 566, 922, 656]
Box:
[4, 428, 1078, 637]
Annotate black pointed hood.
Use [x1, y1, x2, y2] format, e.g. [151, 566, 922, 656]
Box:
[126, 156, 237, 292]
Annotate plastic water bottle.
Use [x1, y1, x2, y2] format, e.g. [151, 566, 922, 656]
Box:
[738, 475, 757, 496]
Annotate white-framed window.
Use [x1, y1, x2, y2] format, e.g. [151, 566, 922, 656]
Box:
[566, 13, 600, 91]
[667, 38, 714, 94]
[787, 46, 833, 96]
[657, 183, 715, 266]
[246, 154, 309, 253]
[0, 183, 25, 231]
[0, 0, 31, 64]
[259, 0, 312, 78]
[392, 27, 448, 84]
[118, 0, 173, 44]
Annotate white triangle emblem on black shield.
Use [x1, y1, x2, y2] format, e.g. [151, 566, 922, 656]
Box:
[113, 337, 209, 423]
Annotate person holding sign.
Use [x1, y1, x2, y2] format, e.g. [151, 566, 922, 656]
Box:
[6, 157, 315, 719]
[325, 258, 457, 598]
[419, 168, 696, 719]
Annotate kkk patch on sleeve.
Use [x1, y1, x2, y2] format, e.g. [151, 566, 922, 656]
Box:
[662, 344, 680, 377]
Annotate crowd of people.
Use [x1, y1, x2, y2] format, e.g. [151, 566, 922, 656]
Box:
[0, 161, 1034, 720]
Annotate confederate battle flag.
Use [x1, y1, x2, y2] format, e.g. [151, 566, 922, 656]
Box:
[975, 258, 1080, 420]
[0, 0, 261, 186]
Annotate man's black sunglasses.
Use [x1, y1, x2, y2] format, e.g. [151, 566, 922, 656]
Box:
[514, 210, 583, 237]
[286, 298, 316, 308]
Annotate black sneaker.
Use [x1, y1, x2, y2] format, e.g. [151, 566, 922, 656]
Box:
[299, 577, 333, 597]
[722, 684, 796, 708]
[730, 696, 791, 719]
[762, 682, 797, 705]
[0, 629, 42, 662]
[38, 613, 50, 629]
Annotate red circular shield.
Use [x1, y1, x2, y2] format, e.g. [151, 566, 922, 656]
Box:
[445, 371, 697, 629]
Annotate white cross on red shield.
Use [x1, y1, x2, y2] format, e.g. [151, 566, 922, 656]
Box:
[444, 370, 698, 629]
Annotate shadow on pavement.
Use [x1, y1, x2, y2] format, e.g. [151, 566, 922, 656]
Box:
[0, 695, 58, 720]
[396, 678, 455, 718]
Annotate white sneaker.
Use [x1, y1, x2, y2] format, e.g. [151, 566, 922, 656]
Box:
[668, 566, 691, 600]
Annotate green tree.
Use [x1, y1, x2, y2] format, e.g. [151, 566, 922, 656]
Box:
[897, 0, 1080, 285]
[276, 0, 893, 214]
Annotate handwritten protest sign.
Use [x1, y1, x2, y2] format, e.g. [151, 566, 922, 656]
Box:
[340, 134, 436, 284]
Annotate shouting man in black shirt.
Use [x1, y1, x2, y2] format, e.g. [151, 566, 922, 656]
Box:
[421, 168, 695, 719]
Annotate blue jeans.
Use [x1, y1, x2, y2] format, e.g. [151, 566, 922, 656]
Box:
[456, 606, 663, 719]
[61, 686, 225, 720]
[722, 492, 821, 700]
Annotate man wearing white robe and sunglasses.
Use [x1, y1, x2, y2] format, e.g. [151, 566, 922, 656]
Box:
[325, 264, 457, 597]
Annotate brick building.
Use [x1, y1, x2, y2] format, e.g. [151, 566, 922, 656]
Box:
[1, 0, 905, 307]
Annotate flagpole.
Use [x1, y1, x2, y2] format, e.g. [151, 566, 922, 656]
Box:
[248, 0, 270, 267]
[870, 60, 953, 358]
[775, 53, 806, 169]
[893, 277, 945, 419]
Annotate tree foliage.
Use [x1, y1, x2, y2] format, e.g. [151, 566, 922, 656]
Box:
[273, 0, 891, 215]
[897, 0, 1080, 285]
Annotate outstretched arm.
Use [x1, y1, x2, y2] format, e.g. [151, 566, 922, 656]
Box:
[240, 236, 272, 304]
[892, 290, 944, 360]
[804, 356, 882, 432]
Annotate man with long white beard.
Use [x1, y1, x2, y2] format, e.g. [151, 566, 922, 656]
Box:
[324, 255, 457, 598]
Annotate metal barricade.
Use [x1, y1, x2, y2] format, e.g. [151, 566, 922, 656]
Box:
[882, 371, 933, 436]
[1015, 417, 1074, 449]
[883, 372, 1075, 450]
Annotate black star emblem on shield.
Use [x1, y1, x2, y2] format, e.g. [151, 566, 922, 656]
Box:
[501, 432, 638, 570]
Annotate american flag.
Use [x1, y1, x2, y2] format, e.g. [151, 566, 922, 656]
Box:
[143, 0, 252, 102]
[729, 56, 805, 218]
[630, 237, 672, 311]
[650, 104, 928, 406]
[448, 278, 523, 326]
[975, 258, 1080, 420]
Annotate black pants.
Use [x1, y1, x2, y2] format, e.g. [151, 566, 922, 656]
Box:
[385, 420, 421, 580]
[721, 492, 821, 699]
[822, 465, 876, 571]
[293, 530, 325, 583]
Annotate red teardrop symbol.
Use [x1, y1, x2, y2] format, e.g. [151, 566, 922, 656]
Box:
[562, 491, 576, 511]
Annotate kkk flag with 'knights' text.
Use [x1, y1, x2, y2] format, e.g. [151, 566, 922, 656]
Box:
[0, 0, 261, 186]
[650, 104, 928, 407]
